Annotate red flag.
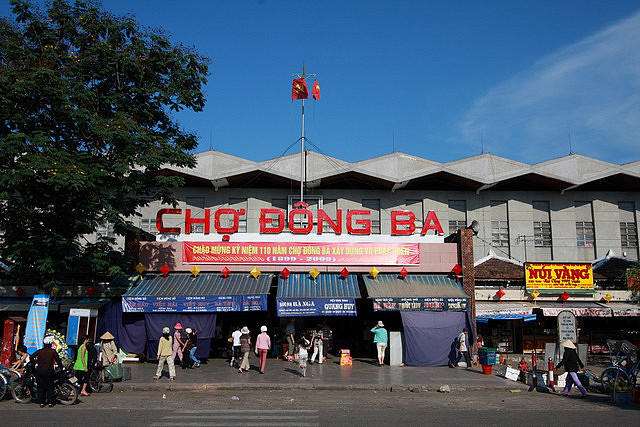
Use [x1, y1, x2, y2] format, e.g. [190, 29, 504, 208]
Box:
[292, 78, 308, 100]
[312, 80, 321, 100]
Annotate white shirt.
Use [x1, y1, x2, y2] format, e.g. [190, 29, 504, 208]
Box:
[458, 332, 468, 352]
[232, 330, 242, 346]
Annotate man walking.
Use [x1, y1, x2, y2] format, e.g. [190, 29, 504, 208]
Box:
[451, 328, 472, 369]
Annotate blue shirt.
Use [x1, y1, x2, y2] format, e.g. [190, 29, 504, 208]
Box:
[371, 326, 388, 344]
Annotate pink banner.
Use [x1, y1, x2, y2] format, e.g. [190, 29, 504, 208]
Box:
[183, 242, 420, 265]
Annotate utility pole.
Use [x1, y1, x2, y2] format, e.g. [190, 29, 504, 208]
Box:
[516, 235, 534, 262]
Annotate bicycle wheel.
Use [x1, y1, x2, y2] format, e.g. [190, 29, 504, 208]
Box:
[10, 378, 32, 404]
[0, 373, 7, 400]
[55, 382, 78, 405]
[89, 369, 113, 393]
[601, 367, 631, 393]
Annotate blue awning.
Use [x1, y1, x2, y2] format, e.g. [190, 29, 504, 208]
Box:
[122, 273, 272, 313]
[476, 314, 537, 323]
[475, 302, 536, 322]
[277, 273, 360, 317]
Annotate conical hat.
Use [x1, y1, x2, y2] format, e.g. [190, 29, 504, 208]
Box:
[100, 331, 115, 340]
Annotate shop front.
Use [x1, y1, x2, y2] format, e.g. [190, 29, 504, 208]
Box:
[362, 274, 471, 366]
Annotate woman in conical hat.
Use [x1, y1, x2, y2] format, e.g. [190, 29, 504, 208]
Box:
[555, 340, 587, 398]
[100, 331, 119, 366]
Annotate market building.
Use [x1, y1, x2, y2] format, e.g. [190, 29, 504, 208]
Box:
[2, 150, 639, 365]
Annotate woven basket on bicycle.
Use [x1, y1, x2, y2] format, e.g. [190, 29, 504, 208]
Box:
[606, 339, 639, 366]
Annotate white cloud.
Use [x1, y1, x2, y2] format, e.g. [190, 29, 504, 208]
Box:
[460, 10, 640, 164]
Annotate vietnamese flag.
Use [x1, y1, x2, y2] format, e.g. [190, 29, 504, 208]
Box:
[292, 78, 308, 100]
[312, 80, 321, 100]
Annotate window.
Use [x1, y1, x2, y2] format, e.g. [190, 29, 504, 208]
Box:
[186, 197, 205, 233]
[228, 198, 247, 233]
[491, 201, 509, 247]
[533, 221, 551, 247]
[619, 202, 637, 248]
[268, 198, 288, 229]
[405, 199, 423, 229]
[620, 223, 638, 248]
[97, 222, 115, 239]
[141, 218, 157, 235]
[362, 199, 380, 234]
[449, 220, 467, 234]
[288, 195, 322, 231]
[448, 200, 466, 234]
[576, 222, 594, 247]
[321, 199, 338, 233]
[491, 221, 509, 247]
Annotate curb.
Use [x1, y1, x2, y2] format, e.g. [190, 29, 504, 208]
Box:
[116, 382, 530, 393]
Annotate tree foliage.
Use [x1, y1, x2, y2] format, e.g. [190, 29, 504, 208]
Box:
[0, 0, 209, 289]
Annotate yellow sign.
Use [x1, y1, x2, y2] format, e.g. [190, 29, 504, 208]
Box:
[525, 263, 593, 290]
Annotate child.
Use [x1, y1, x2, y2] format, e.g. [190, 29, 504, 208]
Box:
[297, 336, 311, 377]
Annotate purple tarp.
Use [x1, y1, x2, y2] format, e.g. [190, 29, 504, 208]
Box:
[401, 311, 470, 367]
[98, 299, 216, 359]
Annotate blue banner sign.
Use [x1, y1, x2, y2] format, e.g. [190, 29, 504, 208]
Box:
[372, 297, 468, 312]
[122, 295, 267, 313]
[277, 298, 357, 317]
[24, 295, 50, 354]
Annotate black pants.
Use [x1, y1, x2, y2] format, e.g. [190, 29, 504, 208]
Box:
[75, 369, 87, 388]
[455, 350, 471, 367]
[35, 370, 55, 405]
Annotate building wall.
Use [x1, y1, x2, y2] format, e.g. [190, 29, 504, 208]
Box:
[128, 188, 639, 264]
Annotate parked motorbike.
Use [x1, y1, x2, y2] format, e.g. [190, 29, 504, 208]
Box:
[11, 361, 80, 405]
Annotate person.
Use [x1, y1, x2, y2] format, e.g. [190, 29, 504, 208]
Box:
[255, 325, 271, 374]
[310, 326, 324, 364]
[100, 332, 118, 366]
[518, 357, 530, 383]
[87, 337, 98, 377]
[451, 328, 472, 369]
[371, 321, 388, 366]
[183, 327, 200, 368]
[474, 333, 484, 366]
[172, 323, 184, 367]
[297, 335, 311, 377]
[32, 336, 63, 407]
[555, 340, 588, 398]
[321, 319, 331, 360]
[73, 335, 91, 397]
[284, 319, 296, 361]
[238, 326, 251, 373]
[154, 327, 175, 380]
[11, 344, 30, 374]
[231, 326, 242, 368]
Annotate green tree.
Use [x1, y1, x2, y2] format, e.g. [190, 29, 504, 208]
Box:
[628, 262, 640, 301]
[0, 0, 209, 289]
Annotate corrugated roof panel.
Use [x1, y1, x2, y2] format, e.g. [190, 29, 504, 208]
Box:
[277, 274, 361, 298]
[124, 273, 273, 297]
[363, 274, 468, 298]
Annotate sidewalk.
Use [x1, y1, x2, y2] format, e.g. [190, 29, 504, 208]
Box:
[114, 355, 530, 392]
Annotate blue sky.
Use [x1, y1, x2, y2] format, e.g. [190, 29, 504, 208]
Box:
[3, 1, 640, 165]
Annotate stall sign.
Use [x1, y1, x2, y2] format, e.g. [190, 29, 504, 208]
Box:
[183, 242, 420, 265]
[372, 297, 468, 312]
[24, 295, 50, 355]
[276, 298, 357, 317]
[525, 263, 593, 290]
[122, 294, 267, 313]
[557, 310, 577, 343]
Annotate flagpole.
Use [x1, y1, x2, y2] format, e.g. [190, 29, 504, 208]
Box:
[292, 62, 316, 204]
[301, 63, 305, 204]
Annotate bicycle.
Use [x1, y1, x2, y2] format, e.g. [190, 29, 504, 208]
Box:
[88, 363, 114, 393]
[599, 339, 639, 393]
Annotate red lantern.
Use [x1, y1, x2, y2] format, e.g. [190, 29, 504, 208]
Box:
[560, 291, 570, 303]
[221, 266, 230, 278]
[16, 286, 24, 297]
[87, 286, 96, 296]
[400, 267, 408, 279]
[160, 264, 171, 277]
[280, 267, 290, 280]
[451, 264, 463, 276]
[340, 268, 349, 279]
[496, 288, 506, 303]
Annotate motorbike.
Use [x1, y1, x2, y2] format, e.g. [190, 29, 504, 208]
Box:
[11, 361, 80, 405]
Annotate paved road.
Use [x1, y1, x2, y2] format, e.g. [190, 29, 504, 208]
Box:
[2, 389, 638, 426]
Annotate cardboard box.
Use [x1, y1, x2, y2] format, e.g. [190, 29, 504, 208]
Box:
[498, 366, 520, 382]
